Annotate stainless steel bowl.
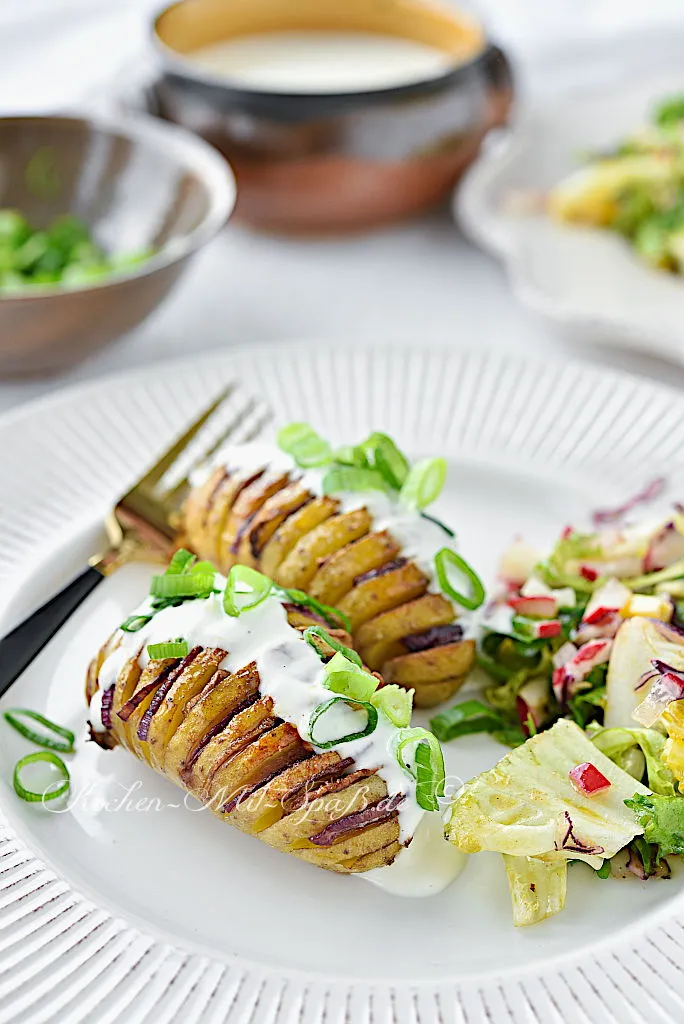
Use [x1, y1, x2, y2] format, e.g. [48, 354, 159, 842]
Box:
[0, 114, 235, 377]
[152, 0, 514, 234]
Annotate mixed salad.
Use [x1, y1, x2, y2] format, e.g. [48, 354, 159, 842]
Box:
[549, 93, 684, 275]
[439, 479, 684, 924]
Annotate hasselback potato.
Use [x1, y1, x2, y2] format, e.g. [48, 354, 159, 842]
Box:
[86, 554, 457, 886]
[182, 436, 477, 707]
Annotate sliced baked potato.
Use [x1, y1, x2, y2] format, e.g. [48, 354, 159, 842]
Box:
[181, 445, 476, 707]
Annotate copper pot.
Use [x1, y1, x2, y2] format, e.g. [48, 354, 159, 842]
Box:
[152, 0, 514, 233]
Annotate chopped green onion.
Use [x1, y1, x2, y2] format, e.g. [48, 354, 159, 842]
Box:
[430, 699, 503, 742]
[332, 445, 367, 467]
[13, 751, 71, 803]
[308, 697, 378, 749]
[3, 709, 75, 753]
[280, 587, 352, 633]
[147, 639, 189, 660]
[165, 549, 196, 575]
[399, 457, 447, 511]
[359, 432, 409, 489]
[223, 565, 272, 617]
[303, 626, 362, 667]
[321, 466, 393, 496]
[191, 560, 216, 576]
[394, 727, 445, 811]
[420, 511, 456, 538]
[150, 572, 215, 599]
[322, 652, 378, 701]
[434, 547, 485, 611]
[277, 422, 331, 468]
[120, 614, 153, 633]
[371, 684, 413, 727]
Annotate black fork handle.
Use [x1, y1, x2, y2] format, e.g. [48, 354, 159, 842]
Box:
[0, 566, 104, 700]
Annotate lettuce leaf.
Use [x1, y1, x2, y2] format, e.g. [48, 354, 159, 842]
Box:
[447, 719, 648, 869]
[502, 854, 567, 927]
[624, 793, 684, 859]
[591, 726, 677, 796]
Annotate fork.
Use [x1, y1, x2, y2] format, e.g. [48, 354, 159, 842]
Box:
[0, 387, 271, 698]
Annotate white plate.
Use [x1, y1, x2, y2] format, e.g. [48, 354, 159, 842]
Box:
[2, 343, 684, 1023]
[457, 61, 684, 363]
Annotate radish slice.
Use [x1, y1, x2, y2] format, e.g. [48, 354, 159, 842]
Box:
[568, 762, 612, 795]
[582, 578, 631, 625]
[552, 639, 612, 704]
[574, 612, 623, 644]
[508, 595, 558, 619]
[516, 678, 549, 736]
[553, 642, 578, 670]
[633, 667, 684, 727]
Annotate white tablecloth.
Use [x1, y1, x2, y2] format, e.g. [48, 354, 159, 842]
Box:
[3, 0, 684, 416]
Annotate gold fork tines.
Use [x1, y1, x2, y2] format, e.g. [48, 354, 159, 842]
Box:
[90, 385, 272, 577]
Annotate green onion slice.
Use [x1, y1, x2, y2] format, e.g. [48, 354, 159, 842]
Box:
[191, 560, 216, 576]
[303, 626, 363, 667]
[147, 639, 189, 660]
[420, 511, 456, 539]
[371, 684, 413, 727]
[429, 699, 503, 742]
[322, 652, 379, 701]
[360, 432, 409, 489]
[150, 572, 215, 599]
[321, 466, 393, 496]
[3, 709, 75, 753]
[13, 751, 71, 803]
[394, 727, 445, 811]
[434, 547, 485, 611]
[165, 549, 196, 575]
[399, 457, 447, 511]
[277, 422, 332, 468]
[224, 565, 273, 617]
[308, 696, 378, 749]
[332, 445, 367, 467]
[280, 588, 352, 633]
[121, 614, 153, 633]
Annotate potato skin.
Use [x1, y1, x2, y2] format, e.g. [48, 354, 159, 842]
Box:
[182, 463, 475, 707]
[86, 609, 401, 875]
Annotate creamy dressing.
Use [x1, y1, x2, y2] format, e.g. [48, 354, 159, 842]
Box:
[185, 31, 460, 94]
[91, 580, 463, 893]
[364, 810, 466, 897]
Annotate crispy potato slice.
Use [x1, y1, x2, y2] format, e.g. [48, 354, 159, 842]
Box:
[124, 659, 179, 763]
[187, 697, 278, 797]
[182, 466, 228, 558]
[110, 654, 143, 749]
[219, 470, 291, 571]
[405, 675, 469, 708]
[307, 530, 400, 605]
[226, 751, 346, 833]
[336, 563, 429, 631]
[356, 593, 455, 669]
[384, 639, 476, 685]
[259, 773, 387, 849]
[343, 840, 402, 873]
[207, 723, 307, 812]
[293, 820, 400, 866]
[260, 497, 339, 579]
[244, 481, 311, 563]
[146, 647, 227, 771]
[164, 662, 261, 781]
[274, 508, 372, 590]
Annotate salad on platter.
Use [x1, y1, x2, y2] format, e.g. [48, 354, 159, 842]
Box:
[439, 478, 684, 924]
[549, 93, 684, 276]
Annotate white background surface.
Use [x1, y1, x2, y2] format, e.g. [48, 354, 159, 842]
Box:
[3, 0, 684, 415]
